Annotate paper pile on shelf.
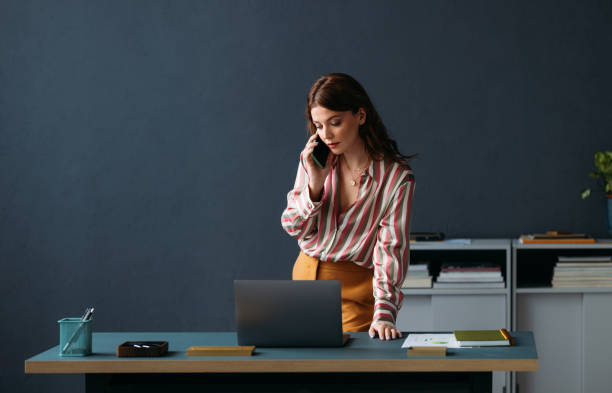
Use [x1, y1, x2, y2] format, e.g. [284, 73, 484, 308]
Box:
[401, 263, 432, 288]
[552, 256, 612, 288]
[433, 264, 505, 289]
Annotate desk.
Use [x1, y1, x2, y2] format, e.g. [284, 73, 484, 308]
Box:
[25, 331, 537, 393]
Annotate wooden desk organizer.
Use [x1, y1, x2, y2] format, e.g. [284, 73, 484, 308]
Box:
[186, 345, 255, 356]
[407, 346, 447, 357]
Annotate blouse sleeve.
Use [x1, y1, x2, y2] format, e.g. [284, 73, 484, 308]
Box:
[371, 176, 416, 327]
[280, 156, 323, 241]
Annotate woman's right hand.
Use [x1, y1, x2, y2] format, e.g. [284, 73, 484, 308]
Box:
[301, 133, 334, 200]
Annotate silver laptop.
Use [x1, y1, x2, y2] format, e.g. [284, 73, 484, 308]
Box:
[234, 280, 350, 347]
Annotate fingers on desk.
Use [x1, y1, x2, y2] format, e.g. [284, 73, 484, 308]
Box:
[369, 325, 402, 341]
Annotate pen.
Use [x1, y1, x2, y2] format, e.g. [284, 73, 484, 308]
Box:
[83, 308, 94, 321]
[129, 343, 160, 348]
[62, 307, 94, 353]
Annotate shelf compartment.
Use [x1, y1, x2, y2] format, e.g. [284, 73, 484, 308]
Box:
[516, 249, 612, 289]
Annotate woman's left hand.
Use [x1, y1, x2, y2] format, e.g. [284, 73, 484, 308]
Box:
[369, 322, 403, 340]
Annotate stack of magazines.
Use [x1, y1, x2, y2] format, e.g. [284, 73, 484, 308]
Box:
[401, 263, 432, 288]
[551, 256, 612, 288]
[433, 264, 505, 289]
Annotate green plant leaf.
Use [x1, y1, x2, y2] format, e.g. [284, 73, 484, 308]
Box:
[587, 152, 612, 194]
[581, 188, 591, 199]
[595, 151, 612, 174]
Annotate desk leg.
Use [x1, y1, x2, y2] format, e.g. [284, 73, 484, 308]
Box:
[86, 372, 492, 393]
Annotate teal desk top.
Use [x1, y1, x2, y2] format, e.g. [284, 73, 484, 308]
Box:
[25, 331, 538, 374]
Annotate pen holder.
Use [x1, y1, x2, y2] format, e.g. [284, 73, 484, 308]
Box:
[58, 318, 92, 356]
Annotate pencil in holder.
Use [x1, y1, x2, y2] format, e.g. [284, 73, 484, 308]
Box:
[58, 317, 92, 356]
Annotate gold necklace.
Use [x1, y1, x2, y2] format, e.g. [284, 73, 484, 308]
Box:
[342, 155, 370, 187]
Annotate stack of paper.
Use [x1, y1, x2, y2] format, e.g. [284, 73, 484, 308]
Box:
[433, 264, 505, 289]
[402, 330, 513, 349]
[552, 256, 612, 288]
[401, 263, 432, 288]
[401, 333, 460, 349]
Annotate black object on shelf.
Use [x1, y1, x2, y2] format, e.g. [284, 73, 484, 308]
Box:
[411, 232, 445, 241]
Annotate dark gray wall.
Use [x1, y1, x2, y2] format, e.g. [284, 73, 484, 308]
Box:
[1, 0, 611, 391]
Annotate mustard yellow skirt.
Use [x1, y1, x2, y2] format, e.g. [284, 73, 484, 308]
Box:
[292, 251, 374, 333]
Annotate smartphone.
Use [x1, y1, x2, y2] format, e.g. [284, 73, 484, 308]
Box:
[310, 136, 330, 169]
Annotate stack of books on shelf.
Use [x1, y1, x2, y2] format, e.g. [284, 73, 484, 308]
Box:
[433, 264, 505, 289]
[519, 231, 595, 244]
[401, 263, 432, 288]
[551, 256, 612, 288]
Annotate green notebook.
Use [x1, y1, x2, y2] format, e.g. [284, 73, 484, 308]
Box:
[453, 329, 512, 347]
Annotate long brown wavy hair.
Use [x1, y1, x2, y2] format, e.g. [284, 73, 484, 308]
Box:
[305, 73, 416, 165]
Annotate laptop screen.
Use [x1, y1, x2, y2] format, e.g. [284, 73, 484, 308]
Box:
[234, 280, 345, 347]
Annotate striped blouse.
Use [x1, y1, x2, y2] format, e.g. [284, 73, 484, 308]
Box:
[281, 154, 415, 327]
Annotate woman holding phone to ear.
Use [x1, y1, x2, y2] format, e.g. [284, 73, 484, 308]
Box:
[281, 73, 416, 341]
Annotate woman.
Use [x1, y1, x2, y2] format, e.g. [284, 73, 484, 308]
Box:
[281, 73, 415, 341]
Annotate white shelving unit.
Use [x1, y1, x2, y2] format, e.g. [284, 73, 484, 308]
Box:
[511, 239, 612, 393]
[397, 238, 612, 393]
[398, 238, 511, 393]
